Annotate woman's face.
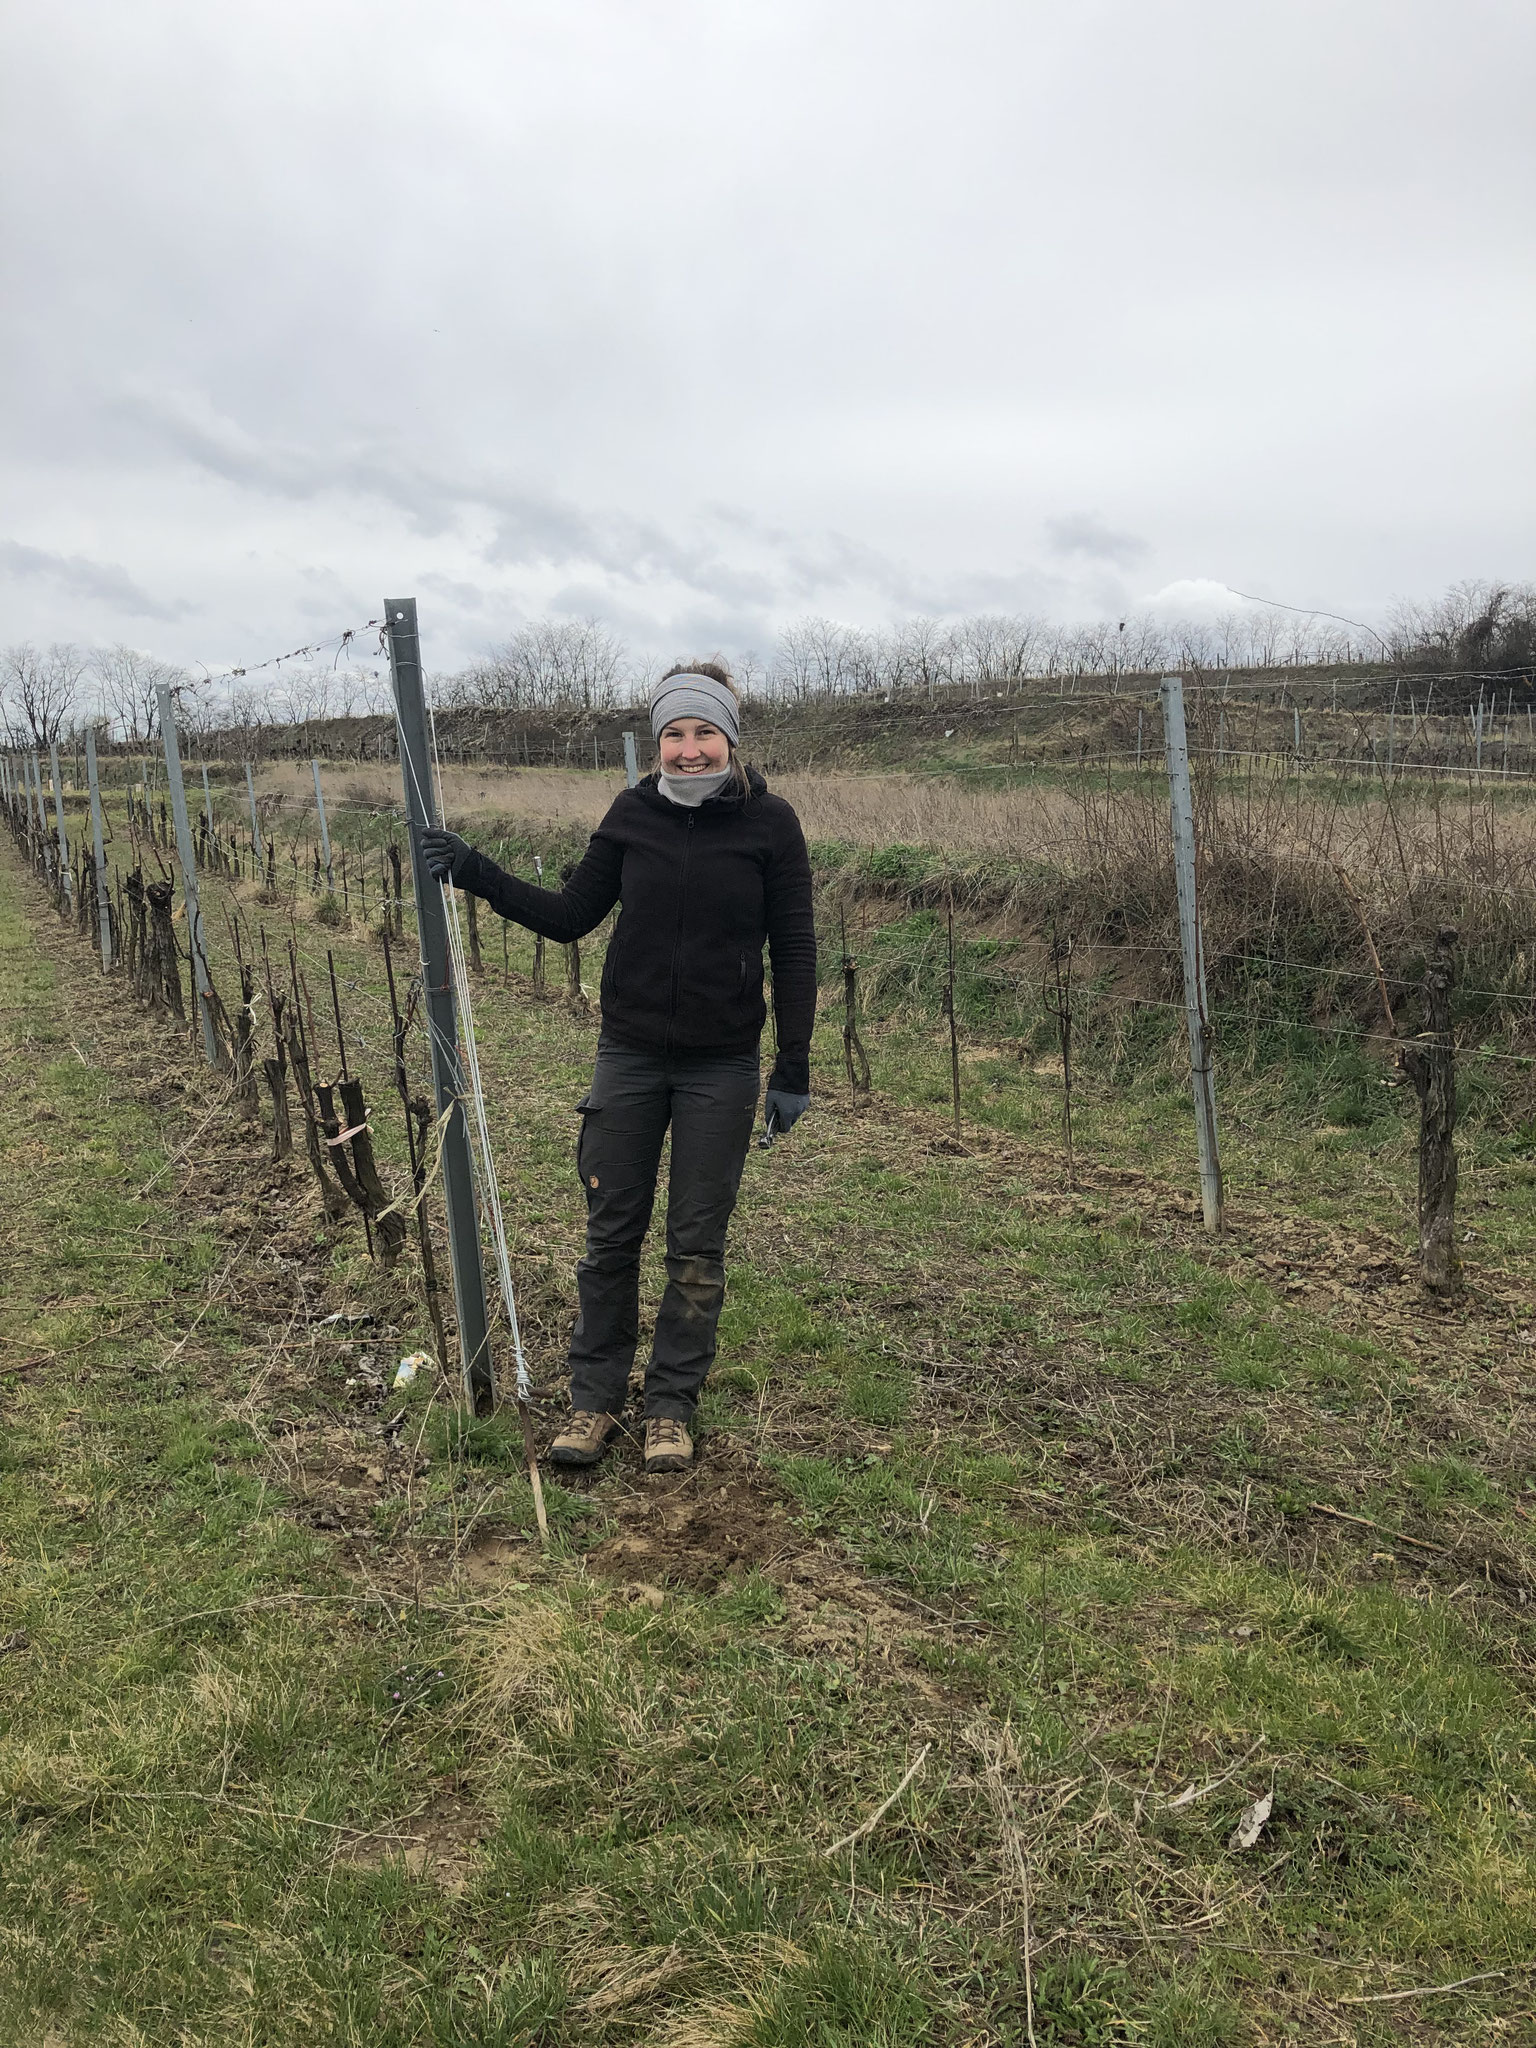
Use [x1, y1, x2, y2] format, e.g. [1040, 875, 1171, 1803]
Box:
[658, 718, 731, 775]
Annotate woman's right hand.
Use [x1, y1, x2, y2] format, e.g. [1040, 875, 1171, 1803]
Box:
[419, 829, 471, 881]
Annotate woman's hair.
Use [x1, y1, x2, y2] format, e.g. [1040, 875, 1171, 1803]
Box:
[659, 659, 750, 794]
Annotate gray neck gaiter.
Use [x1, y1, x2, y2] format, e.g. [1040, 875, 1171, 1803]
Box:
[658, 766, 733, 808]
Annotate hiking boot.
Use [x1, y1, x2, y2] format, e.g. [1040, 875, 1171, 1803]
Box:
[549, 1410, 621, 1467]
[644, 1416, 694, 1474]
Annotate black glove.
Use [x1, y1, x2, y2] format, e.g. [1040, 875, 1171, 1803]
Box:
[764, 1087, 810, 1137]
[419, 828, 471, 882]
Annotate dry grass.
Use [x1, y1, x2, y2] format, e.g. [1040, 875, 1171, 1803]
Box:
[261, 757, 1536, 889]
[255, 758, 1116, 872]
[473, 1593, 581, 1737]
[255, 759, 627, 832]
[256, 756, 1536, 1051]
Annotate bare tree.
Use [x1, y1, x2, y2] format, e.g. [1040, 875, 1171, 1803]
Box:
[353, 668, 393, 717]
[277, 666, 335, 728]
[226, 681, 266, 741]
[1119, 614, 1171, 674]
[463, 619, 629, 713]
[171, 676, 220, 748]
[885, 617, 956, 700]
[328, 669, 361, 721]
[771, 620, 822, 699]
[957, 614, 1044, 693]
[772, 617, 861, 698]
[2, 642, 89, 748]
[1389, 580, 1536, 673]
[91, 645, 188, 745]
[432, 664, 479, 714]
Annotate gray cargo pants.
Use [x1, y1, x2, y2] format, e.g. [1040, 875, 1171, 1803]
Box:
[568, 1036, 760, 1422]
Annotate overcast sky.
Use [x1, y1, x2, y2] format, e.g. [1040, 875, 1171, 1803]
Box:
[1, 0, 1531, 675]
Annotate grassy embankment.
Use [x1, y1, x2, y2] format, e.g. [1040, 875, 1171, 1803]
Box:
[3, 777, 1536, 2043]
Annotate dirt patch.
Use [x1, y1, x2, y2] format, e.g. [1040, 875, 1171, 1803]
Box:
[769, 1549, 957, 1696]
[572, 1440, 961, 1697]
[462, 1529, 534, 1583]
[585, 1468, 798, 1591]
[334, 1784, 486, 1895]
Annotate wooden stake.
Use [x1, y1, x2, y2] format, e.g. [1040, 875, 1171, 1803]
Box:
[517, 1397, 551, 1546]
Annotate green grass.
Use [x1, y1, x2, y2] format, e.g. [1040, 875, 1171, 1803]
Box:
[5, 814, 1536, 2044]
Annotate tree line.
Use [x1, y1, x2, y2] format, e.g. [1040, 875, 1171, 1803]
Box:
[4, 579, 1530, 749]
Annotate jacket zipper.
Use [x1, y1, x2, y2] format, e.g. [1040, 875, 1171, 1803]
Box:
[665, 812, 694, 1054]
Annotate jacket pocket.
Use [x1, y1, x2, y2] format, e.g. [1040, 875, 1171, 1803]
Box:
[603, 926, 625, 1003]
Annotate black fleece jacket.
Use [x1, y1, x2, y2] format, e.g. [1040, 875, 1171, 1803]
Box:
[455, 768, 817, 1093]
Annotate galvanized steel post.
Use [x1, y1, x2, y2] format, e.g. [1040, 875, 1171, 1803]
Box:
[311, 758, 335, 890]
[156, 683, 221, 1066]
[85, 731, 114, 968]
[622, 730, 639, 788]
[49, 741, 73, 904]
[245, 762, 261, 849]
[383, 597, 494, 1413]
[1161, 676, 1224, 1233]
[28, 753, 50, 873]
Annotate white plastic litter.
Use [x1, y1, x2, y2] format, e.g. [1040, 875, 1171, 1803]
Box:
[393, 1352, 431, 1389]
[1228, 1789, 1274, 1852]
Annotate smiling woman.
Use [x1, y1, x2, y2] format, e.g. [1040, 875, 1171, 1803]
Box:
[652, 660, 752, 805]
[418, 659, 816, 1477]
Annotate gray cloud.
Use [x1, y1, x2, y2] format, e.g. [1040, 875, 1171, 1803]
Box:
[0, 539, 192, 622]
[1045, 515, 1149, 569]
[111, 388, 476, 538]
[419, 573, 498, 616]
[0, 0, 1529, 670]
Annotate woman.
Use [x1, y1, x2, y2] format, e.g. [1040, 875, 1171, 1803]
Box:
[420, 664, 816, 1475]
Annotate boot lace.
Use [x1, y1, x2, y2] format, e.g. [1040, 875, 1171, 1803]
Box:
[564, 1410, 609, 1443]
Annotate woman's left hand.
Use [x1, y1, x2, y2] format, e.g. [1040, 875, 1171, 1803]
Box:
[764, 1087, 810, 1136]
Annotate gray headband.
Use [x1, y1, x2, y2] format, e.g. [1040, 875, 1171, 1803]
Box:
[649, 673, 740, 745]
